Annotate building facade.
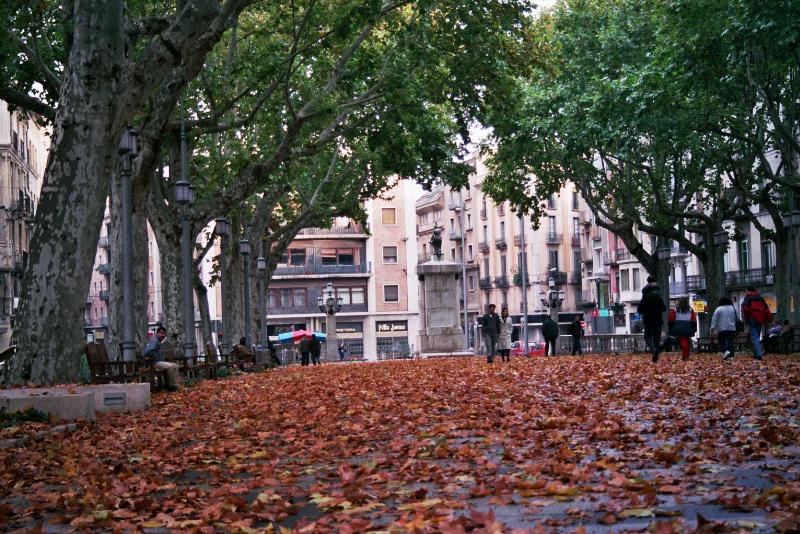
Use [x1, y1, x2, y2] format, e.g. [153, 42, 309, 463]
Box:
[0, 101, 49, 351]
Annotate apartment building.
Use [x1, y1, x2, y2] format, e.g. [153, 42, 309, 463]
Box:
[417, 154, 584, 344]
[0, 101, 49, 351]
[260, 178, 419, 358]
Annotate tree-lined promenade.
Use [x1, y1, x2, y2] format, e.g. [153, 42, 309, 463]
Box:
[2, 356, 800, 531]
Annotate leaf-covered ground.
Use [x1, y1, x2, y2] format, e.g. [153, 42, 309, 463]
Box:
[2, 355, 800, 533]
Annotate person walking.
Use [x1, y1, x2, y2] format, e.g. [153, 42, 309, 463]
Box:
[569, 316, 584, 355]
[542, 316, 559, 356]
[637, 275, 667, 362]
[667, 297, 697, 361]
[742, 286, 772, 361]
[480, 304, 502, 363]
[298, 334, 311, 366]
[710, 296, 738, 361]
[497, 307, 513, 362]
[309, 335, 322, 365]
[144, 326, 180, 391]
[337, 342, 348, 361]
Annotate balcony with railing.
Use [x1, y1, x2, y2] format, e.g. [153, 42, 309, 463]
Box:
[546, 270, 568, 285]
[497, 205, 505, 217]
[479, 208, 487, 220]
[669, 281, 688, 295]
[512, 272, 528, 286]
[98, 235, 110, 248]
[478, 276, 493, 290]
[576, 290, 596, 307]
[546, 232, 562, 245]
[447, 198, 463, 211]
[296, 224, 367, 238]
[615, 248, 631, 262]
[569, 271, 582, 285]
[590, 226, 601, 240]
[273, 248, 370, 276]
[97, 263, 111, 276]
[513, 234, 522, 246]
[686, 275, 706, 291]
[494, 275, 510, 288]
[603, 251, 617, 265]
[495, 238, 508, 250]
[99, 289, 109, 302]
[478, 241, 490, 254]
[570, 233, 581, 247]
[725, 268, 774, 289]
[268, 286, 369, 315]
[448, 228, 463, 241]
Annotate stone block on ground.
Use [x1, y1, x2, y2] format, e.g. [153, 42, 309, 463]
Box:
[0, 389, 95, 421]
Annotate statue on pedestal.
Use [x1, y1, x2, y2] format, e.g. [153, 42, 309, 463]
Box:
[430, 224, 443, 260]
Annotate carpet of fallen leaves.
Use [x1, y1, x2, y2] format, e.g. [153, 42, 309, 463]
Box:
[2, 354, 800, 533]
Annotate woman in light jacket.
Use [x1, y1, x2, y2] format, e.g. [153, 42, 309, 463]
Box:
[710, 296, 738, 361]
[497, 306, 514, 362]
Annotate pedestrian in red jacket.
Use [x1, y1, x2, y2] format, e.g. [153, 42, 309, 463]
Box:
[741, 287, 773, 361]
[668, 297, 697, 361]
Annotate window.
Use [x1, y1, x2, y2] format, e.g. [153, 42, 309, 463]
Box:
[383, 246, 398, 264]
[573, 251, 581, 273]
[548, 249, 559, 270]
[336, 286, 366, 305]
[517, 251, 527, 273]
[620, 269, 630, 291]
[280, 289, 292, 307]
[483, 225, 488, 242]
[761, 241, 774, 272]
[382, 208, 397, 225]
[450, 218, 455, 230]
[322, 248, 355, 265]
[467, 214, 472, 229]
[548, 216, 556, 234]
[548, 194, 556, 209]
[483, 257, 490, 277]
[738, 239, 749, 270]
[280, 249, 306, 265]
[451, 248, 456, 260]
[572, 191, 579, 210]
[468, 245, 473, 260]
[384, 285, 399, 302]
[632, 268, 641, 289]
[572, 217, 580, 237]
[468, 275, 475, 291]
[268, 291, 277, 307]
[500, 255, 507, 275]
[500, 221, 505, 237]
[293, 289, 307, 306]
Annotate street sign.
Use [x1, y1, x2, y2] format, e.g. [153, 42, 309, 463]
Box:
[591, 309, 599, 317]
[632, 313, 641, 321]
[691, 300, 706, 313]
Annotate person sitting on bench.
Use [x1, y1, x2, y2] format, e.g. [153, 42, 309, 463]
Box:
[231, 337, 255, 369]
[144, 326, 180, 391]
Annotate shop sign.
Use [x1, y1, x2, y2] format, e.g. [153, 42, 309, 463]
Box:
[376, 320, 408, 333]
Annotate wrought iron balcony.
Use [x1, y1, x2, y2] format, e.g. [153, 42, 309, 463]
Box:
[724, 268, 775, 289]
[615, 248, 631, 262]
[512, 273, 528, 286]
[603, 252, 618, 265]
[576, 290, 596, 307]
[669, 281, 688, 295]
[495, 238, 508, 250]
[296, 224, 367, 237]
[548, 270, 568, 285]
[513, 234, 522, 246]
[478, 277, 493, 290]
[99, 289, 109, 302]
[480, 208, 487, 220]
[98, 235, 110, 248]
[686, 275, 706, 291]
[97, 263, 111, 276]
[494, 275, 510, 288]
[448, 229, 463, 241]
[546, 232, 562, 245]
[478, 241, 490, 254]
[571, 233, 581, 247]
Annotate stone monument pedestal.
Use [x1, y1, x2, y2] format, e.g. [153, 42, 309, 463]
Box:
[416, 258, 473, 358]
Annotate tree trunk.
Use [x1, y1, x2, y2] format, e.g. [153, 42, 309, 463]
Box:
[107, 179, 122, 361]
[157, 234, 185, 349]
[133, 189, 150, 347]
[3, 1, 126, 384]
[227, 221, 245, 346]
[195, 270, 214, 350]
[772, 233, 791, 320]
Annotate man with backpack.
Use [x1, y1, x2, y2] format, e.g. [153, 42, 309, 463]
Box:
[741, 286, 773, 361]
[637, 276, 667, 363]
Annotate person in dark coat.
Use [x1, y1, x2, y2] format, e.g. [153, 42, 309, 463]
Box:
[569, 316, 584, 355]
[309, 336, 322, 365]
[542, 317, 559, 356]
[480, 304, 502, 363]
[637, 276, 667, 362]
[298, 335, 311, 366]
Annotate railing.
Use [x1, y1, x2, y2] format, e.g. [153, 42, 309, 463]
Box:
[569, 271, 582, 285]
[417, 222, 435, 234]
[671, 245, 689, 256]
[548, 270, 568, 285]
[98, 263, 111, 276]
[448, 229, 463, 240]
[268, 303, 368, 315]
[99, 289, 110, 302]
[98, 236, 110, 248]
[581, 247, 593, 262]
[556, 334, 646, 355]
[576, 290, 596, 306]
[494, 275, 510, 288]
[296, 224, 366, 237]
[603, 252, 617, 265]
[478, 241, 490, 254]
[512, 273, 528, 286]
[478, 277, 493, 290]
[571, 233, 581, 247]
[447, 199, 462, 210]
[513, 234, 522, 246]
[669, 281, 688, 295]
[480, 208, 487, 220]
[615, 248, 631, 262]
[495, 238, 507, 250]
[590, 226, 601, 240]
[546, 232, 562, 245]
[273, 262, 371, 276]
[497, 205, 505, 216]
[725, 268, 775, 288]
[686, 275, 706, 291]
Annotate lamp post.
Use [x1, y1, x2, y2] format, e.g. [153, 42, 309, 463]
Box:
[256, 244, 267, 347]
[175, 102, 197, 360]
[118, 127, 139, 362]
[519, 214, 529, 353]
[781, 210, 800, 333]
[215, 217, 230, 358]
[318, 281, 343, 361]
[540, 270, 565, 321]
[240, 232, 251, 346]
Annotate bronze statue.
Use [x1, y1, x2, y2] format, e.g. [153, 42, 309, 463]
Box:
[430, 224, 443, 260]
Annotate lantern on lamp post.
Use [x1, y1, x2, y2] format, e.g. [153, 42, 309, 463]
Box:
[318, 282, 343, 361]
[215, 217, 230, 357]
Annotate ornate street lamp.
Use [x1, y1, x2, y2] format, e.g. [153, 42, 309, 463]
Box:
[215, 217, 230, 357]
[318, 282, 343, 361]
[175, 99, 197, 360]
[119, 127, 138, 361]
[256, 250, 267, 347]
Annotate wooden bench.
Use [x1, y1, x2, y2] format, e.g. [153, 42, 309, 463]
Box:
[85, 342, 140, 384]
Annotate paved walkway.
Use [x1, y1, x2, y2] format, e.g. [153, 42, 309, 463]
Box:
[1, 354, 799, 532]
